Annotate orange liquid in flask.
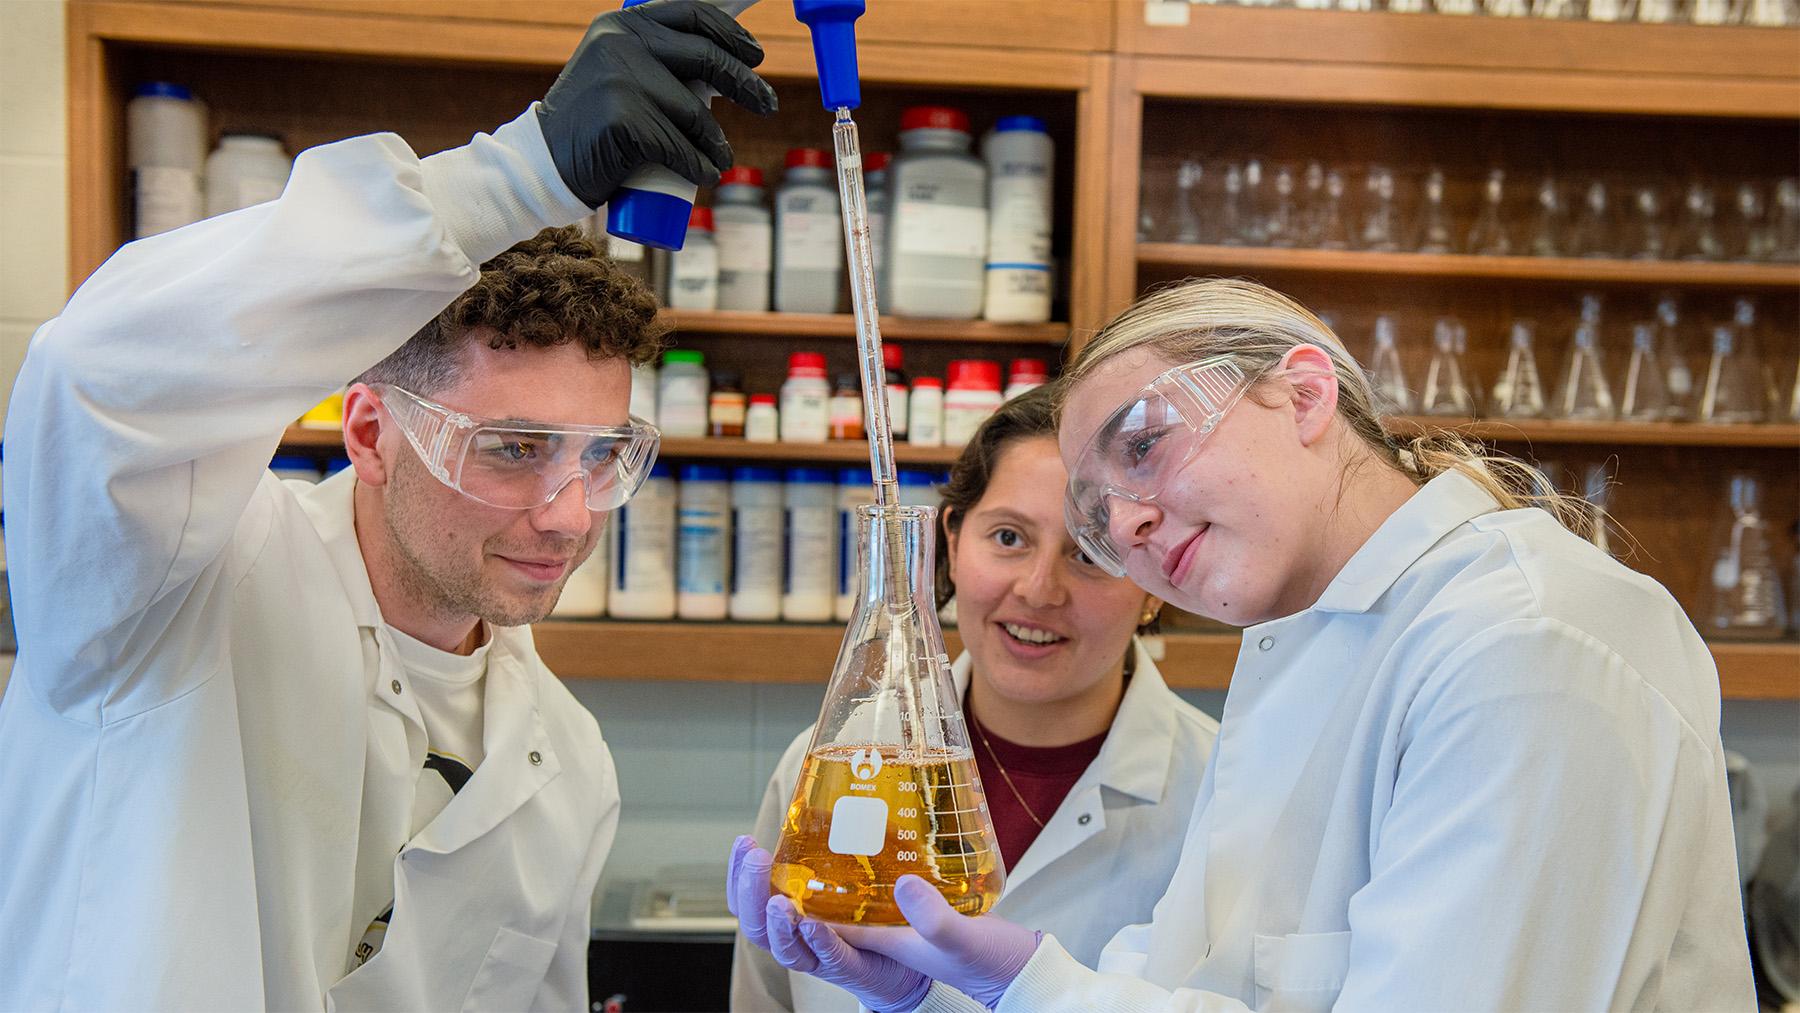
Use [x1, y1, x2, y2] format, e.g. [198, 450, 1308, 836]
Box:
[771, 743, 1004, 924]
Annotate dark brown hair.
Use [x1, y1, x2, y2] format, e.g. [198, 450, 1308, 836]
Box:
[357, 225, 668, 394]
[934, 385, 1058, 610]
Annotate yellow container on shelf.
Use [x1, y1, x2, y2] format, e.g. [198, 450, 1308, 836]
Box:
[297, 389, 345, 430]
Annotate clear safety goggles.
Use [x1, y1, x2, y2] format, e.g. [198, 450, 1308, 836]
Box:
[1064, 357, 1250, 578]
[370, 383, 660, 512]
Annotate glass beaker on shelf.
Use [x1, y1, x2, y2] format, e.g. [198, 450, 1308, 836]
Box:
[1619, 321, 1677, 421]
[1466, 169, 1514, 256]
[771, 504, 1004, 925]
[1555, 321, 1617, 420]
[1702, 473, 1788, 640]
[1493, 320, 1548, 418]
[1422, 317, 1476, 417]
[1367, 314, 1414, 414]
[1412, 166, 1455, 254]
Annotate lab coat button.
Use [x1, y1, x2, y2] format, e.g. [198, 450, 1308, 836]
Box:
[529, 750, 543, 766]
[390, 679, 402, 695]
[1258, 636, 1274, 651]
[1078, 813, 1092, 826]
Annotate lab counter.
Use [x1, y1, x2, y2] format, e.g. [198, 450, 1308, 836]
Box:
[591, 873, 736, 1011]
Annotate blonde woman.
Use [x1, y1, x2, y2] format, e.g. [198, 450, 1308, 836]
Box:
[731, 278, 1754, 1011]
[730, 387, 1218, 1011]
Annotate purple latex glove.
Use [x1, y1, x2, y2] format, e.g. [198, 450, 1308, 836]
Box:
[834, 875, 1043, 1009]
[728, 836, 931, 1012]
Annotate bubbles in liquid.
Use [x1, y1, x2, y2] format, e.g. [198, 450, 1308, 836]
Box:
[771, 744, 1004, 924]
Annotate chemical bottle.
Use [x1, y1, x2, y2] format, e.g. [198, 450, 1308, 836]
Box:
[745, 394, 780, 443]
[669, 206, 720, 311]
[944, 360, 1004, 446]
[658, 350, 710, 438]
[629, 360, 659, 424]
[886, 107, 989, 319]
[775, 148, 845, 314]
[729, 466, 784, 621]
[981, 116, 1054, 323]
[835, 468, 877, 621]
[1004, 358, 1049, 400]
[783, 467, 838, 621]
[884, 344, 910, 440]
[864, 152, 893, 304]
[551, 530, 610, 619]
[204, 132, 293, 218]
[909, 377, 945, 447]
[781, 352, 832, 443]
[677, 464, 731, 620]
[829, 374, 865, 441]
[608, 462, 677, 619]
[593, 209, 655, 289]
[709, 371, 747, 437]
[128, 81, 207, 239]
[714, 167, 773, 312]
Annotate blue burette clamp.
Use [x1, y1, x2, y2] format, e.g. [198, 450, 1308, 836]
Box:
[792, 0, 865, 111]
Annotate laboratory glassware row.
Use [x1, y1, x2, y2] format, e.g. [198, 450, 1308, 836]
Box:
[1345, 293, 1799, 423]
[1142, 160, 1800, 264]
[1180, 0, 1798, 25]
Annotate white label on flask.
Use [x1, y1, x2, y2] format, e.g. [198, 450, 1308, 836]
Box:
[987, 174, 1052, 264]
[828, 795, 888, 856]
[716, 219, 772, 272]
[780, 205, 843, 271]
[133, 165, 202, 238]
[670, 244, 720, 311]
[897, 202, 988, 259]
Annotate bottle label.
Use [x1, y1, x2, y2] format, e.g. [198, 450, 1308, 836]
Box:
[732, 505, 783, 599]
[829, 393, 863, 430]
[910, 393, 944, 446]
[886, 384, 909, 437]
[785, 504, 836, 596]
[896, 201, 988, 259]
[614, 490, 675, 595]
[670, 243, 719, 310]
[132, 166, 203, 238]
[779, 200, 843, 272]
[677, 505, 728, 595]
[717, 219, 773, 272]
[987, 172, 1052, 264]
[781, 391, 830, 442]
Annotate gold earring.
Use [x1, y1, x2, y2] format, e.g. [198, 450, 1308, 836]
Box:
[1139, 604, 1162, 627]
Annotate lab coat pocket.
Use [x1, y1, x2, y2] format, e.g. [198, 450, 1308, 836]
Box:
[1253, 930, 1352, 1012]
[461, 926, 559, 1012]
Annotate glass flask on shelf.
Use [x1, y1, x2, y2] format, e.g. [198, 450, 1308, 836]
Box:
[1298, 161, 1328, 246]
[1493, 320, 1549, 418]
[1745, 0, 1796, 25]
[771, 504, 1004, 925]
[1527, 174, 1566, 258]
[1729, 182, 1771, 262]
[1620, 321, 1677, 421]
[1568, 180, 1616, 258]
[1585, 0, 1637, 19]
[1412, 167, 1455, 254]
[1317, 168, 1353, 250]
[1532, 0, 1584, 15]
[1771, 178, 1800, 263]
[1217, 162, 1247, 247]
[1359, 166, 1401, 252]
[1266, 163, 1300, 248]
[1652, 294, 1696, 419]
[1240, 158, 1270, 246]
[1635, 0, 1678, 19]
[1624, 183, 1668, 260]
[1702, 473, 1788, 640]
[1698, 323, 1770, 424]
[1436, 0, 1481, 14]
[1172, 159, 1205, 245]
[1789, 358, 1800, 422]
[1580, 463, 1617, 557]
[1487, 0, 1533, 15]
[1368, 314, 1415, 415]
[1466, 169, 1514, 256]
[1389, 0, 1430, 12]
[1422, 317, 1476, 417]
[1674, 181, 1725, 261]
[1555, 321, 1617, 420]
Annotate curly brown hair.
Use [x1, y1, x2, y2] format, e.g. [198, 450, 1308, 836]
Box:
[357, 225, 667, 394]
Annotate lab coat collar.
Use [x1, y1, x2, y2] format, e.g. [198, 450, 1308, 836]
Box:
[296, 467, 382, 629]
[1308, 469, 1499, 615]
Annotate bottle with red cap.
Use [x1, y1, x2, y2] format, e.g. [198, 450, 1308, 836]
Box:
[668, 206, 719, 312]
[1004, 358, 1050, 400]
[780, 351, 832, 443]
[775, 148, 844, 315]
[943, 359, 1004, 446]
[888, 106, 988, 320]
[714, 167, 772, 312]
[909, 376, 944, 447]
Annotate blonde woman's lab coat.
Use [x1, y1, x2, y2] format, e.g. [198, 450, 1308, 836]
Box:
[915, 470, 1756, 1013]
[0, 109, 619, 1011]
[732, 640, 1221, 1011]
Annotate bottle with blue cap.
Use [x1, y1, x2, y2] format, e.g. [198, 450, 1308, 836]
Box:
[677, 463, 732, 619]
[835, 467, 876, 620]
[127, 81, 207, 239]
[609, 461, 677, 619]
[729, 466, 785, 620]
[782, 466, 838, 621]
[982, 116, 1054, 323]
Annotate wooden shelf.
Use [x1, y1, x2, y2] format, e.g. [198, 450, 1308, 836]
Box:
[1137, 243, 1800, 290]
[532, 622, 1800, 699]
[659, 309, 1069, 346]
[1384, 416, 1800, 449]
[280, 427, 344, 450]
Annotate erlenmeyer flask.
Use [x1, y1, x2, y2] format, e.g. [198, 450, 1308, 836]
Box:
[1703, 473, 1788, 640]
[1789, 357, 1800, 422]
[1580, 463, 1616, 557]
[1568, 180, 1616, 258]
[1653, 294, 1695, 419]
[1218, 162, 1246, 247]
[1774, 178, 1800, 263]
[1422, 317, 1475, 416]
[1241, 158, 1269, 246]
[1620, 322, 1675, 421]
[1298, 161, 1328, 246]
[1699, 323, 1769, 424]
[1367, 314, 1414, 414]
[1466, 169, 1513, 256]
[772, 504, 1004, 924]
[1266, 163, 1299, 248]
[1413, 167, 1455, 254]
[1730, 182, 1770, 262]
[1555, 321, 1617, 419]
[1674, 181, 1725, 261]
[1172, 159, 1204, 245]
[1359, 165, 1400, 252]
[1318, 168, 1353, 250]
[1493, 320, 1548, 418]
[1527, 174, 1566, 258]
[1624, 184, 1667, 260]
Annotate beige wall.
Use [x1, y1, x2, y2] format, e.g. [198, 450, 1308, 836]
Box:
[0, 0, 67, 430]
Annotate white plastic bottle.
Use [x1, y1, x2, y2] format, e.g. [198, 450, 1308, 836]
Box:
[629, 360, 659, 423]
[127, 81, 207, 239]
[775, 148, 844, 314]
[677, 464, 731, 620]
[657, 350, 710, 438]
[668, 207, 720, 311]
[729, 466, 784, 621]
[835, 468, 877, 621]
[887, 107, 989, 319]
[608, 462, 677, 619]
[864, 151, 893, 304]
[1005, 358, 1050, 400]
[714, 167, 773, 312]
[551, 527, 610, 619]
[745, 394, 780, 443]
[780, 352, 832, 443]
[944, 360, 1004, 446]
[982, 117, 1054, 323]
[909, 376, 945, 447]
[204, 132, 293, 218]
[782, 467, 838, 622]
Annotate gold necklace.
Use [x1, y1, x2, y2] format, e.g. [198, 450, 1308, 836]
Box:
[970, 712, 1046, 830]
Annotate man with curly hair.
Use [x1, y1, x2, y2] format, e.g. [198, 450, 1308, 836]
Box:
[0, 3, 776, 1010]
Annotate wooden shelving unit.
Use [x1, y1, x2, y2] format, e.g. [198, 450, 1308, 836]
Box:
[1137, 243, 1800, 290]
[659, 309, 1068, 346]
[1383, 416, 1800, 449]
[532, 621, 1800, 699]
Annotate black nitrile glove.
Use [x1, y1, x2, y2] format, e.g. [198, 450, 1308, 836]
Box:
[537, 0, 779, 209]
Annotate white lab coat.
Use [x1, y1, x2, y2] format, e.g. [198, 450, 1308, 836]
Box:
[732, 641, 1221, 1011]
[0, 109, 619, 1011]
[918, 470, 1756, 1012]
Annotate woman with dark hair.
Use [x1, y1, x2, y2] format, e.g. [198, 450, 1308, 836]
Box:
[730, 386, 1219, 1012]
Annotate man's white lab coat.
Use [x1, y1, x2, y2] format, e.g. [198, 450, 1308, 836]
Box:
[0, 109, 618, 1011]
[919, 470, 1756, 1012]
[732, 640, 1220, 1011]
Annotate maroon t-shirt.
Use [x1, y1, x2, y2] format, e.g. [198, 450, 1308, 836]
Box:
[966, 701, 1110, 871]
